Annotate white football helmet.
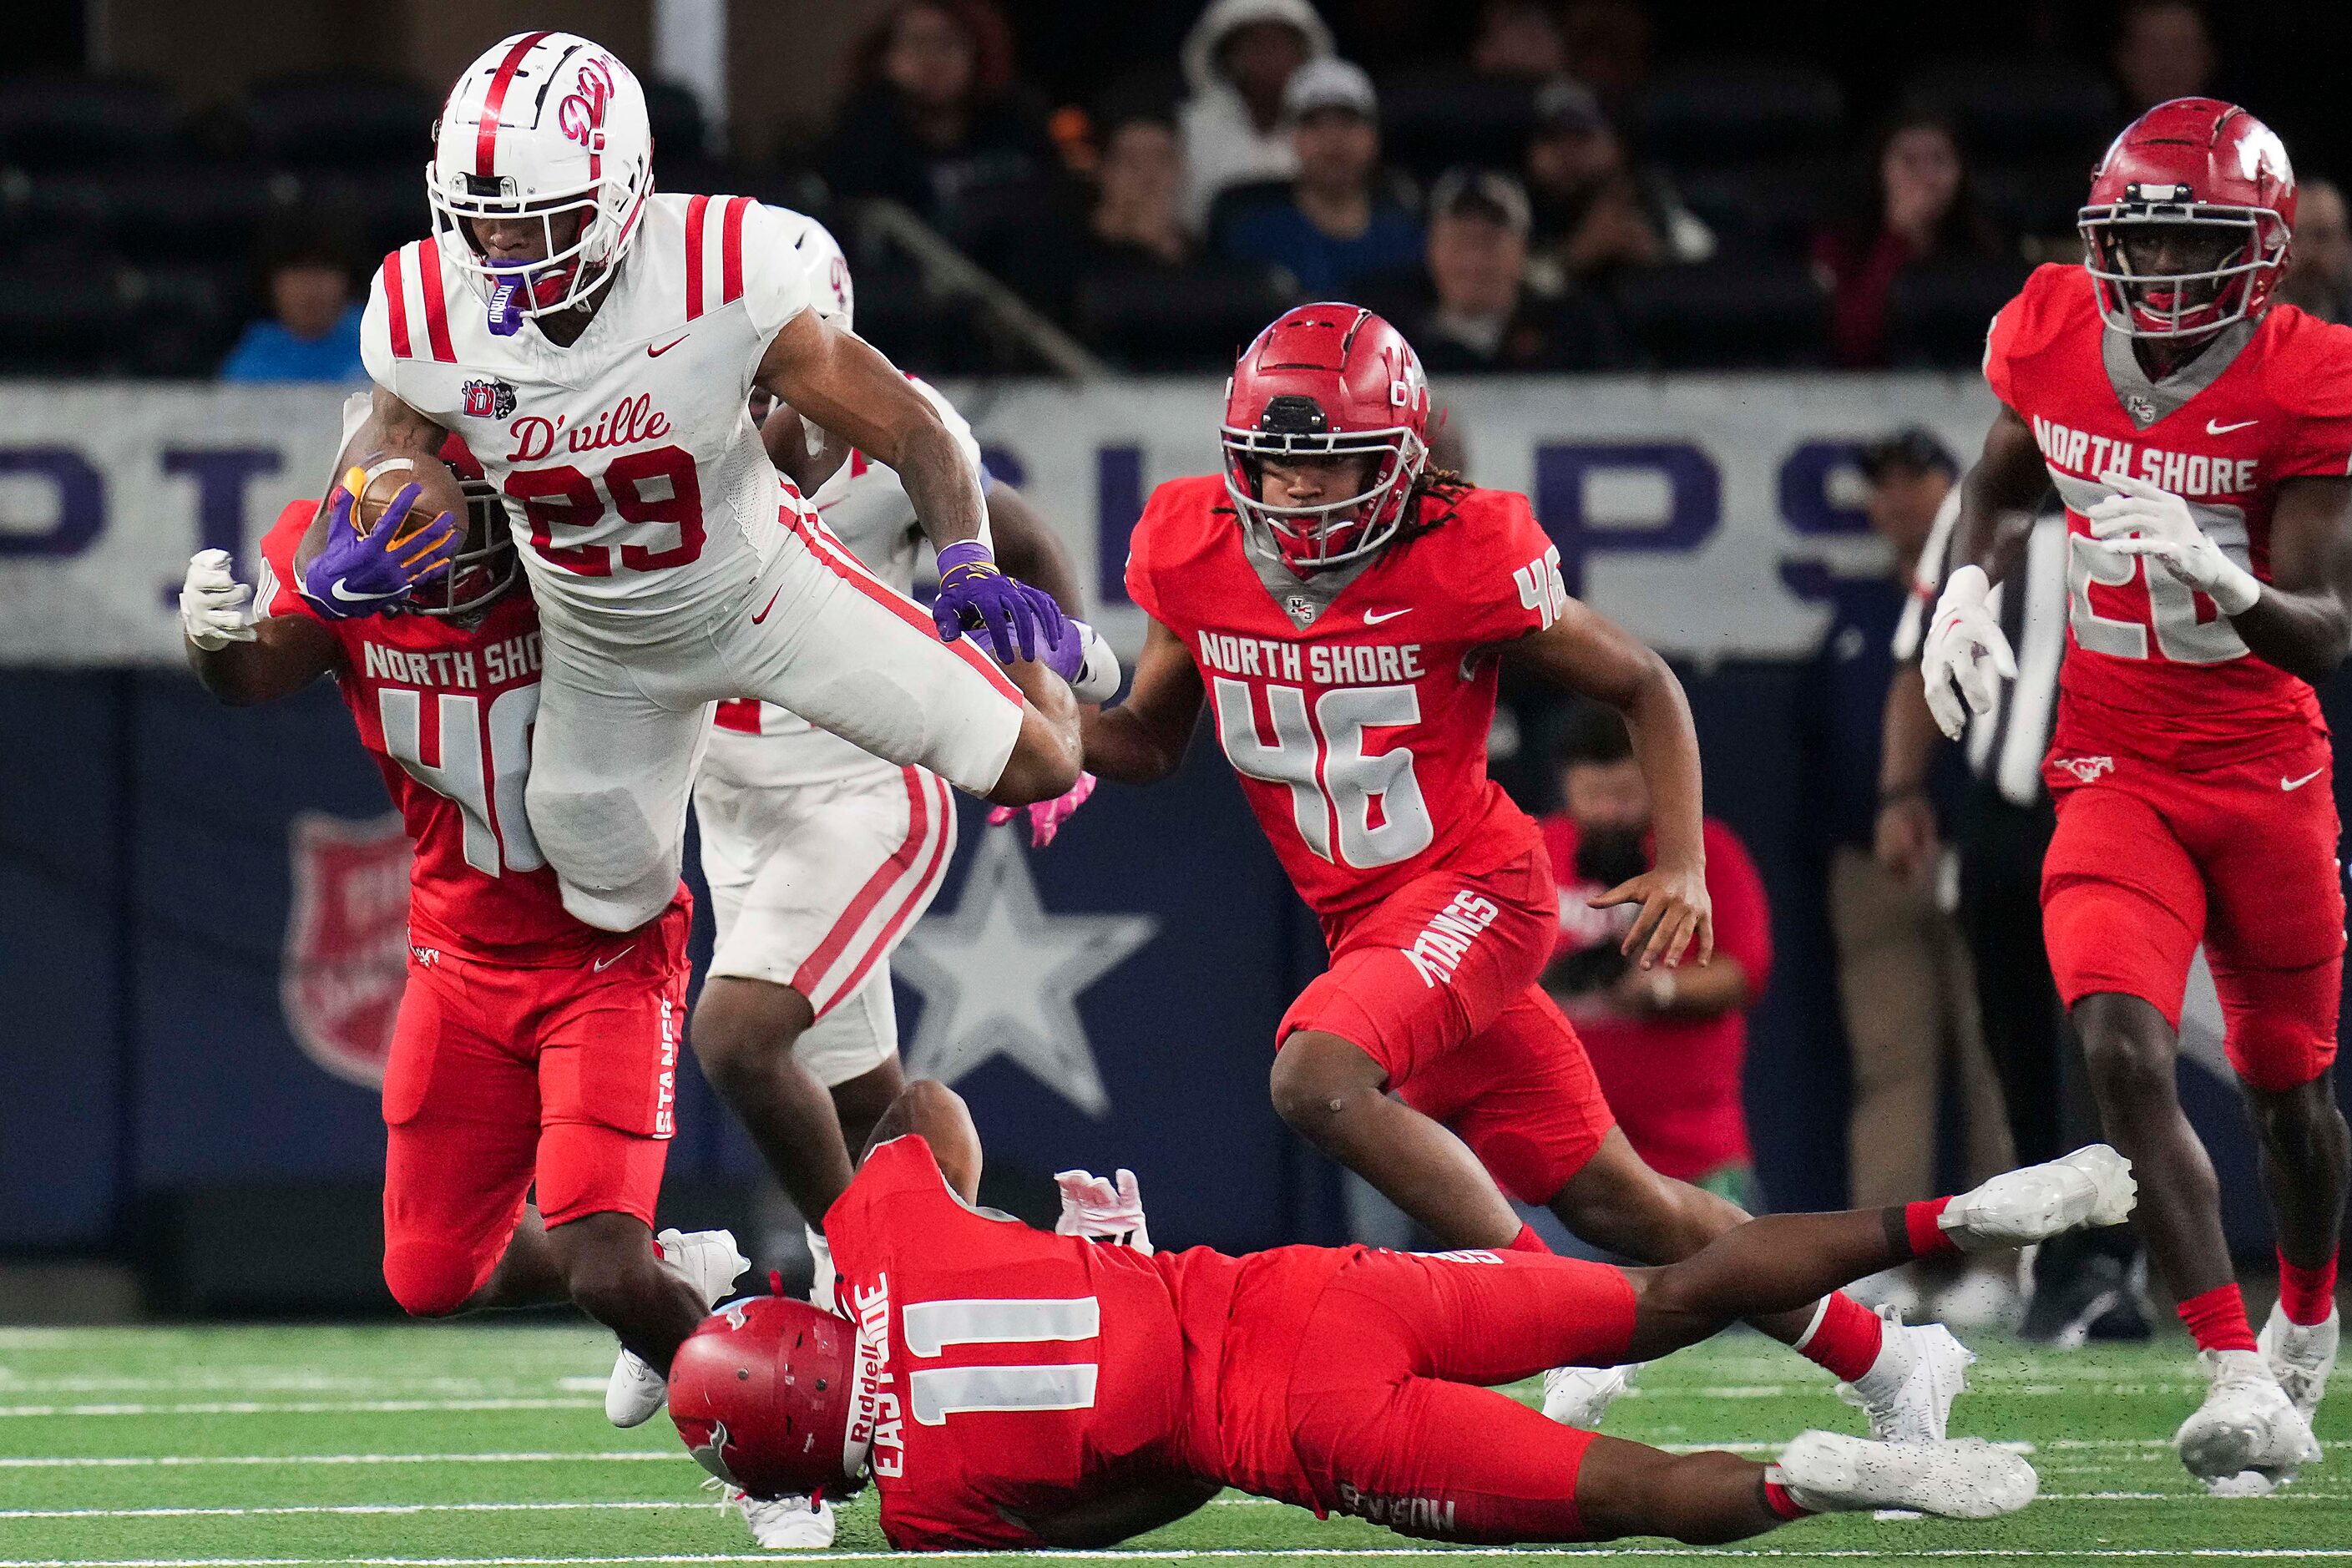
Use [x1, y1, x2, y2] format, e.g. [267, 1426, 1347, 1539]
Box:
[427, 31, 654, 330]
[778, 210, 853, 332]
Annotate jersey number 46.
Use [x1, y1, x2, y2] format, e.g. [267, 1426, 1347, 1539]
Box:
[1212, 678, 1434, 870]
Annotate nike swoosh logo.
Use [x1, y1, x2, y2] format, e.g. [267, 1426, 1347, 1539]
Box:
[328, 578, 405, 603]
[2207, 417, 2258, 435]
[751, 584, 785, 624]
[1362, 607, 1413, 625]
[2283, 768, 2325, 791]
[591, 943, 636, 973]
[647, 335, 688, 357]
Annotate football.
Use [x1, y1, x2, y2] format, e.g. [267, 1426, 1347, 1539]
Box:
[345, 453, 470, 547]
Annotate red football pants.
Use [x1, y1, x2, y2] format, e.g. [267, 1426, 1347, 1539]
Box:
[2041, 740, 2343, 1091]
[380, 905, 690, 1316]
[1281, 1247, 1639, 1543]
[1279, 848, 1616, 1201]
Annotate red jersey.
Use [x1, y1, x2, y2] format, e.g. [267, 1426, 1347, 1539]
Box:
[1127, 476, 1563, 918]
[1986, 263, 2352, 768]
[259, 501, 680, 965]
[1540, 815, 1768, 1182]
[824, 1136, 1284, 1550]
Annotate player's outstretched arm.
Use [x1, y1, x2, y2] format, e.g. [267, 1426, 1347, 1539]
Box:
[1018, 1476, 1224, 1548]
[756, 311, 984, 554]
[2218, 475, 2352, 685]
[1502, 604, 1712, 969]
[1080, 618, 1205, 786]
[180, 552, 339, 706]
[860, 1080, 983, 1203]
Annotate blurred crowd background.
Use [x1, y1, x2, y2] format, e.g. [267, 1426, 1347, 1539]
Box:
[5, 0, 2352, 382]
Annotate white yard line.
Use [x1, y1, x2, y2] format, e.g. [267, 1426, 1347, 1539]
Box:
[0, 1503, 703, 1520]
[0, 1399, 600, 1418]
[8, 1551, 2352, 1566]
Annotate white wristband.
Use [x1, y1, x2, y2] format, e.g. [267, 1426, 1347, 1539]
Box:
[2209, 556, 2263, 617]
[1070, 621, 1122, 703]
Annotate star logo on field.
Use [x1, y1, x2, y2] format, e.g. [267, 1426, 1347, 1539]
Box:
[893, 827, 1157, 1117]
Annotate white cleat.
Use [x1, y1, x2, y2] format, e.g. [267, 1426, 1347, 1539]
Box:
[731, 1490, 837, 1549]
[1542, 1363, 1639, 1427]
[2259, 1300, 2339, 1423]
[1842, 1316, 1975, 1445]
[1937, 1145, 2137, 1252]
[606, 1227, 752, 1429]
[2174, 1348, 2319, 1490]
[1773, 1430, 2038, 1520]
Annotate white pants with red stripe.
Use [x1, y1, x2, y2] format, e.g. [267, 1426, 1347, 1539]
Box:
[524, 518, 1023, 933]
[693, 760, 957, 1078]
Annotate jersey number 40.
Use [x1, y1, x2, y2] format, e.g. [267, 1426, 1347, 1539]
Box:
[379, 685, 544, 876]
[1212, 678, 1434, 870]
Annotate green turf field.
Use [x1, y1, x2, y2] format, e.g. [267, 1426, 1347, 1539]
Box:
[0, 1321, 2344, 1565]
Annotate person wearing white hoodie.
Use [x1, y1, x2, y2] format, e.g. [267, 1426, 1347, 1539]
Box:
[1177, 0, 1333, 230]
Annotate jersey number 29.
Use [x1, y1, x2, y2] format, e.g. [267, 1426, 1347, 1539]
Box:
[503, 445, 706, 577]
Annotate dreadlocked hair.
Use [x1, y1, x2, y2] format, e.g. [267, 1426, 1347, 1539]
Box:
[1392, 466, 1471, 548]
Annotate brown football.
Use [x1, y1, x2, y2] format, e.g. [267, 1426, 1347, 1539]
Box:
[346, 454, 469, 547]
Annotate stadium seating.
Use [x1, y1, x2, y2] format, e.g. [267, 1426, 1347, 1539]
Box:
[1612, 255, 1833, 369]
[1072, 264, 1297, 372]
[1634, 62, 1846, 171]
[1904, 61, 2119, 165]
[0, 74, 180, 169]
[1883, 256, 2035, 368]
[240, 74, 437, 170]
[1376, 69, 1540, 182]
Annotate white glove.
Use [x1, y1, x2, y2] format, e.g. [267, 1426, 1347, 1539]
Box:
[180, 549, 257, 650]
[1070, 620, 1123, 704]
[1920, 564, 2016, 741]
[1054, 1167, 1151, 1255]
[2085, 472, 2262, 615]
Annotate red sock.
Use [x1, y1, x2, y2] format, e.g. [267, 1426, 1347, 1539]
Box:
[2278, 1251, 2339, 1327]
[1761, 1475, 1812, 1520]
[1904, 1196, 1956, 1258]
[2177, 1282, 2259, 1353]
[1503, 1222, 1552, 1256]
[1793, 1292, 1884, 1382]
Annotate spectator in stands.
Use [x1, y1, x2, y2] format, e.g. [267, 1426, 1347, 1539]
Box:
[1801, 428, 2019, 1324]
[1080, 109, 1194, 271]
[1220, 59, 1422, 298]
[1520, 78, 1712, 291]
[1540, 703, 1771, 1208]
[1810, 111, 2003, 369]
[1393, 168, 1623, 372]
[1556, 0, 1652, 115]
[822, 0, 1050, 229]
[2279, 176, 2351, 325]
[1468, 0, 1568, 83]
[2113, 0, 2218, 114]
[1177, 0, 1333, 230]
[219, 225, 364, 383]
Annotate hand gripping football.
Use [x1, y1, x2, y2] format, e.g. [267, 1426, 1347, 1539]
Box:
[346, 455, 468, 547]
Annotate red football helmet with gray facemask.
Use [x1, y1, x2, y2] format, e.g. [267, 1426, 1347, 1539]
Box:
[2078, 97, 2297, 341]
[427, 31, 655, 334]
[669, 1294, 865, 1502]
[1222, 305, 1431, 574]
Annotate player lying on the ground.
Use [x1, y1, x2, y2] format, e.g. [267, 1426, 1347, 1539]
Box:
[650, 214, 1113, 1550]
[1923, 96, 2350, 1492]
[667, 1080, 2137, 1550]
[1082, 302, 1967, 1439]
[328, 32, 1086, 949]
[180, 415, 744, 1404]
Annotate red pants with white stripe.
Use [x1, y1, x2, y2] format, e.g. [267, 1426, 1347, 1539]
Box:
[381, 901, 691, 1317]
[694, 752, 959, 1080]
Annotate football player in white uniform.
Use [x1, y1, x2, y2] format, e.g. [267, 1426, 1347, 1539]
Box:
[326, 32, 1085, 940]
[668, 219, 1110, 1550]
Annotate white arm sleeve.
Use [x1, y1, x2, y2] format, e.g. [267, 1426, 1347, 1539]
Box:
[1891, 485, 1965, 663]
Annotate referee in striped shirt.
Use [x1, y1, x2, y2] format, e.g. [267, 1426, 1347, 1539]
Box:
[1878, 430, 2151, 1344]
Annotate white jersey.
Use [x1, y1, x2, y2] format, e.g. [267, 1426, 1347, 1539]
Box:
[361, 193, 823, 628]
[702, 377, 986, 789]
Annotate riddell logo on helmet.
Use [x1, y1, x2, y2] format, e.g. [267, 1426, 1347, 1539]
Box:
[558, 57, 617, 147]
[845, 1277, 903, 1479]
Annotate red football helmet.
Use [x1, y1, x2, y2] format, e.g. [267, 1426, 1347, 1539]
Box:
[1222, 304, 1431, 573]
[2078, 98, 2297, 340]
[411, 433, 519, 620]
[669, 1295, 866, 1501]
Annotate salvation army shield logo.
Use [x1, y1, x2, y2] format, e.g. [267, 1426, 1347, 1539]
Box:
[281, 811, 412, 1088]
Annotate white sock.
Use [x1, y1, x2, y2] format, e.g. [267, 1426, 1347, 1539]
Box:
[1847, 1319, 1914, 1404]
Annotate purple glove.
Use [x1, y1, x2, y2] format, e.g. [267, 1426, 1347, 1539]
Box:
[933, 540, 1067, 664]
[298, 481, 460, 620]
[989, 771, 1097, 847]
